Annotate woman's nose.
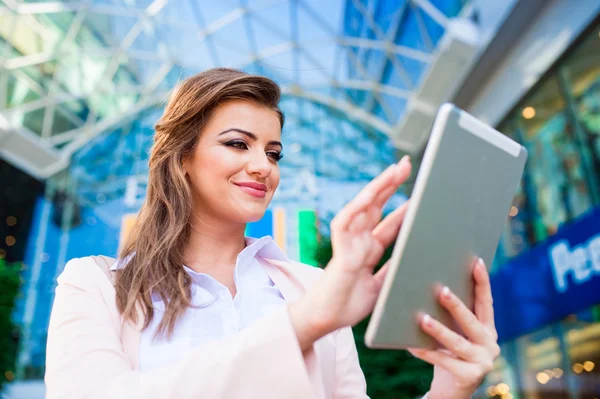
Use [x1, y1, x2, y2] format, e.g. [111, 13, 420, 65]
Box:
[246, 152, 271, 177]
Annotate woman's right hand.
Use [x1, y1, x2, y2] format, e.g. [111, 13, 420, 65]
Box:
[289, 155, 412, 350]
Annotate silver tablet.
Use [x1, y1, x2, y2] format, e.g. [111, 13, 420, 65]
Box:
[365, 103, 527, 350]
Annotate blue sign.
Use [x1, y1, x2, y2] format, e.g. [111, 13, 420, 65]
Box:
[491, 207, 600, 342]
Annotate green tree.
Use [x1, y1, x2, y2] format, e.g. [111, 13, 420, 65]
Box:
[0, 259, 21, 392]
[314, 237, 433, 399]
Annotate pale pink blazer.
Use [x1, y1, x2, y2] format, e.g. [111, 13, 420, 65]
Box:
[45, 256, 368, 399]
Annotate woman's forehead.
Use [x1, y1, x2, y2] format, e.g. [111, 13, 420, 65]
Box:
[203, 101, 282, 139]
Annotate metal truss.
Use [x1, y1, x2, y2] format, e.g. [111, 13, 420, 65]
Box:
[0, 0, 466, 195]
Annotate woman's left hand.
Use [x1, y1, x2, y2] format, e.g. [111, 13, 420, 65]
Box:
[408, 258, 501, 399]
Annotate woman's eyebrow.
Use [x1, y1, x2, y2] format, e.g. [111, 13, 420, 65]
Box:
[218, 128, 283, 148]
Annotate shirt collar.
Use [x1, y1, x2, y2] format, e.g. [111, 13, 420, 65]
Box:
[239, 235, 288, 263]
[111, 253, 132, 271]
[111, 235, 289, 274]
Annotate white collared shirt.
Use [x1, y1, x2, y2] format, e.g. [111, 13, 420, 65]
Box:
[111, 236, 289, 372]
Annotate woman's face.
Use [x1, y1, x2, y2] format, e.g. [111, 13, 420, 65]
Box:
[183, 100, 282, 224]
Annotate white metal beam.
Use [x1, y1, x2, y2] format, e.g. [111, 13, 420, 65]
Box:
[338, 37, 432, 62]
[282, 85, 392, 135]
[42, 0, 91, 139]
[411, 0, 449, 28]
[57, 90, 168, 159]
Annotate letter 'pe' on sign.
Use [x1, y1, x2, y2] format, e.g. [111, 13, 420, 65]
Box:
[549, 235, 600, 293]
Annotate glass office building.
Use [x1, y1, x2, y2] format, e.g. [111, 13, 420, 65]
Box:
[1, 0, 600, 398]
[471, 15, 600, 399]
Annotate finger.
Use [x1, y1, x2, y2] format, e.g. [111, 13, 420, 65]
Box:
[407, 347, 468, 371]
[373, 260, 390, 288]
[407, 348, 491, 383]
[372, 158, 412, 209]
[419, 314, 480, 362]
[438, 285, 492, 346]
[372, 200, 410, 247]
[333, 157, 409, 231]
[347, 211, 369, 234]
[473, 258, 497, 336]
[334, 164, 399, 229]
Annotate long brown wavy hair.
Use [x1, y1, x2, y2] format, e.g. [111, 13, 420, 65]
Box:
[116, 68, 285, 339]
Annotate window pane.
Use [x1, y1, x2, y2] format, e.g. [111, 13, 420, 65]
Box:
[561, 24, 600, 205]
[496, 119, 533, 262]
[564, 308, 600, 399]
[516, 325, 569, 399]
[516, 76, 593, 240]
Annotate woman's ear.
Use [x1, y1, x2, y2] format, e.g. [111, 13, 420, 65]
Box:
[181, 155, 190, 177]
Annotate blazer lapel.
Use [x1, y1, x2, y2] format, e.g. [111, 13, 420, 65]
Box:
[95, 266, 143, 371]
[119, 257, 335, 399]
[121, 301, 144, 371]
[261, 258, 334, 399]
[121, 259, 304, 373]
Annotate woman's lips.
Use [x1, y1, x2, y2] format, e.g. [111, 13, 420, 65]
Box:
[234, 182, 267, 198]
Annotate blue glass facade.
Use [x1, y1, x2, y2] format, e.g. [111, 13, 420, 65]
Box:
[482, 21, 600, 399]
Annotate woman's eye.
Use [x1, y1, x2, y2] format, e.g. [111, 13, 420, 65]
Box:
[226, 140, 248, 150]
[225, 140, 282, 162]
[268, 152, 284, 162]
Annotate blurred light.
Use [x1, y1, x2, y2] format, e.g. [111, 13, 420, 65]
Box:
[6, 216, 17, 226]
[544, 369, 553, 377]
[522, 107, 536, 119]
[290, 143, 302, 153]
[0, 249, 5, 259]
[509, 206, 519, 217]
[96, 193, 106, 204]
[501, 393, 513, 399]
[125, 177, 138, 207]
[583, 361, 595, 372]
[40, 253, 50, 263]
[487, 386, 497, 396]
[496, 383, 510, 395]
[552, 368, 563, 378]
[536, 372, 550, 384]
[5, 236, 16, 246]
[4, 371, 14, 381]
[573, 363, 584, 373]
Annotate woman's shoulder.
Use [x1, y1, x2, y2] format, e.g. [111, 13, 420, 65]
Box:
[57, 255, 116, 289]
[274, 259, 324, 287]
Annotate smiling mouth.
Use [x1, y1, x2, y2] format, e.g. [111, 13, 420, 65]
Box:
[234, 183, 267, 198]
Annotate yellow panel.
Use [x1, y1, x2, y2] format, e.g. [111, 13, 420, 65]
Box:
[119, 213, 138, 250]
[273, 208, 286, 255]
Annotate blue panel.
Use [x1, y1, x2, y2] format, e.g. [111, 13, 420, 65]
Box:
[492, 206, 600, 342]
[245, 209, 273, 238]
[18, 196, 122, 366]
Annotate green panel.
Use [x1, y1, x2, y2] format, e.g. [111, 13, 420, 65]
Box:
[298, 210, 319, 267]
[593, 305, 600, 322]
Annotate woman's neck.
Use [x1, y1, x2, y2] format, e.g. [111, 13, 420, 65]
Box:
[183, 211, 247, 277]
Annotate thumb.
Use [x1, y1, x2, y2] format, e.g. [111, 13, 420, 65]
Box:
[373, 261, 390, 290]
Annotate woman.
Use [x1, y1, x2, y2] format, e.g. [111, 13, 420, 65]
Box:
[45, 68, 500, 398]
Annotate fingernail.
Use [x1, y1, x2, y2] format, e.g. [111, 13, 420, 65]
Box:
[422, 314, 432, 327]
[441, 286, 451, 299]
[408, 348, 424, 356]
[478, 257, 486, 271]
[399, 155, 410, 165]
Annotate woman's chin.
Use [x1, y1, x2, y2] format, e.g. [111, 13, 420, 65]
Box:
[244, 211, 267, 223]
[233, 206, 268, 224]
